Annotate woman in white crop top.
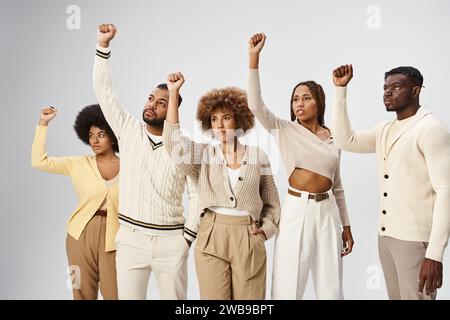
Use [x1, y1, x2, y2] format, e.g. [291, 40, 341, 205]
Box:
[248, 33, 354, 300]
[162, 72, 281, 300]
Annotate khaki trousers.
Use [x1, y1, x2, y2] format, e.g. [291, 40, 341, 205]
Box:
[378, 235, 436, 300]
[66, 214, 118, 300]
[194, 210, 267, 300]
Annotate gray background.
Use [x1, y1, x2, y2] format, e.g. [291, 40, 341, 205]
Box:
[1, 0, 449, 299]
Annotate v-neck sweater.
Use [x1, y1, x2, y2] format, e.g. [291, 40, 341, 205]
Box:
[93, 46, 200, 241]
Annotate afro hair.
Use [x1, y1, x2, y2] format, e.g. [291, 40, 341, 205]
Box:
[73, 104, 119, 153]
[196, 87, 254, 133]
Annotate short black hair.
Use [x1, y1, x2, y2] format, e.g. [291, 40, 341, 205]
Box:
[73, 104, 119, 153]
[156, 83, 183, 106]
[384, 66, 424, 87]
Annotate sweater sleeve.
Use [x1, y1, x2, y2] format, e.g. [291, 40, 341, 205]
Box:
[332, 86, 379, 153]
[31, 125, 75, 175]
[162, 121, 204, 180]
[258, 149, 281, 240]
[183, 176, 201, 242]
[422, 123, 450, 262]
[93, 45, 139, 138]
[248, 69, 285, 132]
[333, 150, 350, 227]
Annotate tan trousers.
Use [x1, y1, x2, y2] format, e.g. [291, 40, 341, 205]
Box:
[194, 210, 267, 300]
[378, 235, 436, 300]
[66, 215, 118, 300]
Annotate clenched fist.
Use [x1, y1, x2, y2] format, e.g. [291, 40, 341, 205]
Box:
[248, 33, 266, 56]
[39, 106, 57, 126]
[167, 72, 185, 92]
[97, 24, 117, 48]
[333, 64, 353, 87]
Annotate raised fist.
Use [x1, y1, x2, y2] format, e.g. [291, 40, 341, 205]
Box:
[333, 64, 353, 87]
[248, 33, 266, 55]
[97, 24, 117, 48]
[39, 106, 57, 125]
[167, 72, 185, 92]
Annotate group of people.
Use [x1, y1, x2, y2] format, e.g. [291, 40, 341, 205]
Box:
[31, 24, 450, 300]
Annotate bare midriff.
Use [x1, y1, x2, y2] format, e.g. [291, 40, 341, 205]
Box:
[288, 167, 332, 193]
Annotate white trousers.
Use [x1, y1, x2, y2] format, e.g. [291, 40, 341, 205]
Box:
[115, 225, 189, 300]
[271, 188, 343, 299]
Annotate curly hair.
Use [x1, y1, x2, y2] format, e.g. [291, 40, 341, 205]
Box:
[196, 87, 254, 133]
[73, 104, 119, 153]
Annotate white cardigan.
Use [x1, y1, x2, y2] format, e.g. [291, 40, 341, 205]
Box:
[332, 86, 450, 262]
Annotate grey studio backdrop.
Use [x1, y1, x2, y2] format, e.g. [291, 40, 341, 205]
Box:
[0, 0, 449, 300]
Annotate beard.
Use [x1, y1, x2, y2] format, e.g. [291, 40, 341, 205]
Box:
[142, 111, 165, 128]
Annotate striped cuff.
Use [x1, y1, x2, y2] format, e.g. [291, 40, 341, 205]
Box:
[96, 45, 111, 59]
[184, 227, 197, 242]
[96, 49, 111, 59]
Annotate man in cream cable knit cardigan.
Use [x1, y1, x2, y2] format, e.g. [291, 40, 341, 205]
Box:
[332, 64, 450, 300]
[93, 24, 200, 300]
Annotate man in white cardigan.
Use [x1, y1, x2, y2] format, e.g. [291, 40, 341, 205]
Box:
[93, 24, 200, 300]
[332, 64, 450, 299]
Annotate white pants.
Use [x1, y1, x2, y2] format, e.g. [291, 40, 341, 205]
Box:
[115, 225, 189, 300]
[271, 188, 343, 299]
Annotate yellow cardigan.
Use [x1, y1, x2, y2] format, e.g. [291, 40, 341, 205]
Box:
[31, 125, 119, 252]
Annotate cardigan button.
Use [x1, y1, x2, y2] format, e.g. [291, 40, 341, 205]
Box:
[384, 175, 389, 179]
[230, 197, 234, 202]
[381, 227, 386, 231]
[382, 210, 386, 215]
[242, 161, 247, 165]
[238, 177, 243, 181]
[383, 192, 388, 197]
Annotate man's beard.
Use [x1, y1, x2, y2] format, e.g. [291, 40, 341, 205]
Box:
[143, 112, 165, 128]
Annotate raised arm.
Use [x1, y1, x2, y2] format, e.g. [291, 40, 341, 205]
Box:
[162, 72, 204, 179]
[332, 64, 379, 153]
[248, 33, 284, 132]
[93, 24, 139, 138]
[31, 107, 74, 175]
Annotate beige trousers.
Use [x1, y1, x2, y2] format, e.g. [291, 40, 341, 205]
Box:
[66, 214, 118, 300]
[378, 235, 436, 300]
[194, 210, 267, 300]
[115, 225, 189, 300]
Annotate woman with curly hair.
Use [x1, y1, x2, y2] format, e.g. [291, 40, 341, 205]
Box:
[247, 33, 354, 300]
[31, 104, 120, 300]
[162, 73, 281, 300]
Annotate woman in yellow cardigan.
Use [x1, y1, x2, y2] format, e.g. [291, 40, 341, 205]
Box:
[31, 104, 120, 300]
